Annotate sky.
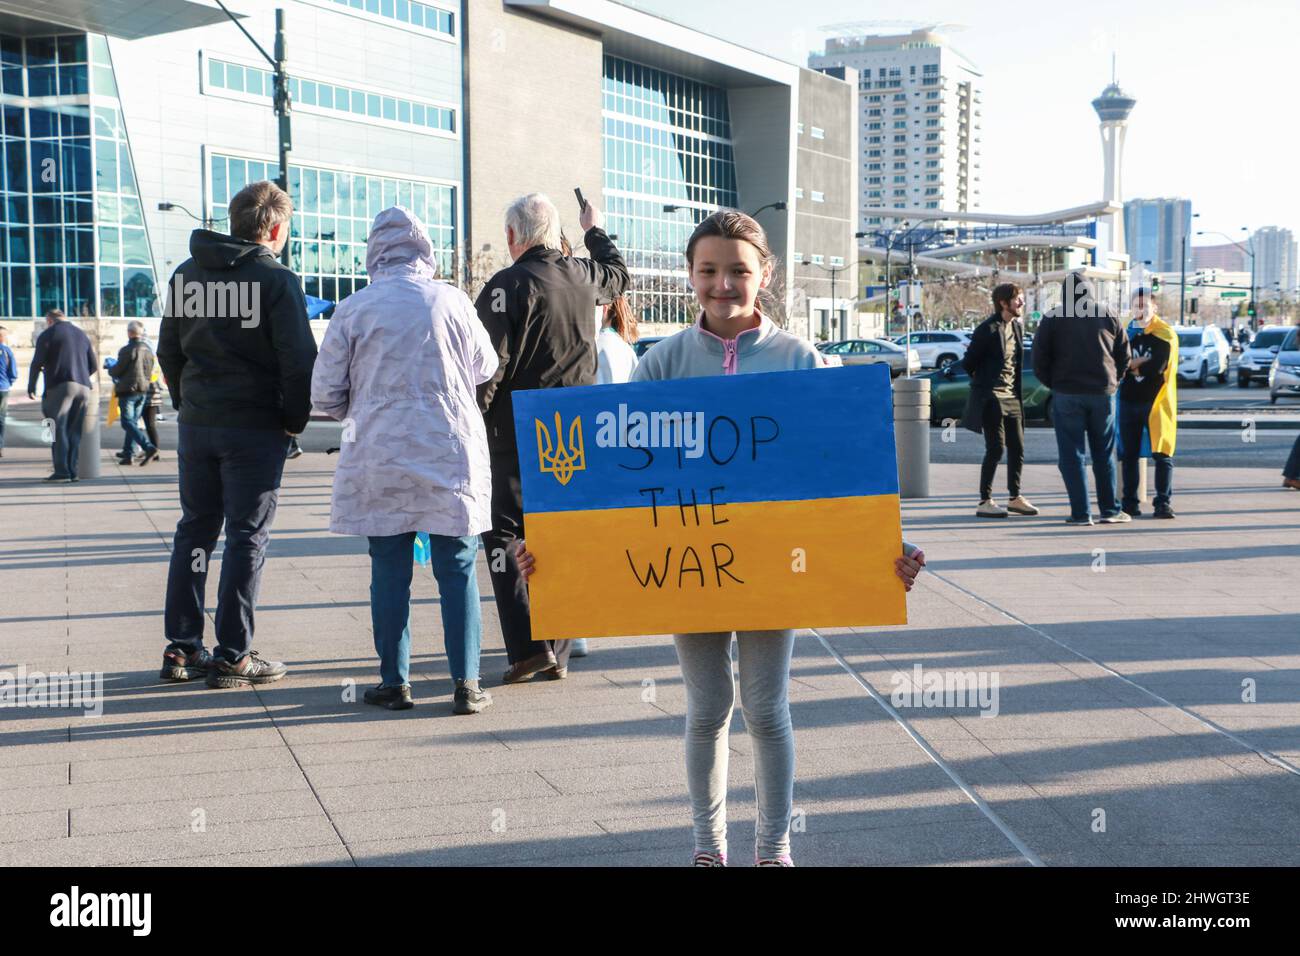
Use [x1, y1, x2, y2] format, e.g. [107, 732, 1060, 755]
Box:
[632, 0, 1300, 248]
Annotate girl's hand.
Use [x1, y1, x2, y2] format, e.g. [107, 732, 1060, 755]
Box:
[895, 547, 926, 592]
[516, 539, 536, 579]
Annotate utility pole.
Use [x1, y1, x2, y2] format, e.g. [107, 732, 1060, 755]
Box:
[215, 3, 292, 265]
[1179, 232, 1187, 325]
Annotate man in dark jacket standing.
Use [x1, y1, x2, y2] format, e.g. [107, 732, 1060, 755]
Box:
[109, 320, 159, 466]
[27, 309, 96, 482]
[961, 283, 1038, 518]
[157, 181, 318, 688]
[1032, 272, 1132, 525]
[477, 193, 629, 684]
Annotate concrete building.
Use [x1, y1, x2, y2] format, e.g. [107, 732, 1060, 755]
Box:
[1193, 241, 1249, 273]
[1124, 197, 1191, 273]
[1252, 225, 1297, 294]
[0, 0, 857, 347]
[809, 26, 982, 235]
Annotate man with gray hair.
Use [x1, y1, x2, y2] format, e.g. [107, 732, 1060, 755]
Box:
[477, 192, 629, 684]
[109, 320, 159, 466]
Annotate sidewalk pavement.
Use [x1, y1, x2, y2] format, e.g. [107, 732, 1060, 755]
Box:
[0, 445, 1297, 867]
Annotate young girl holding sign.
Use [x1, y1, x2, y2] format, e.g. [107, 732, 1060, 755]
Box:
[518, 211, 925, 866]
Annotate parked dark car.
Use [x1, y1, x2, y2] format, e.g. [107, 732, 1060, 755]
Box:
[632, 335, 666, 358]
[918, 349, 1053, 426]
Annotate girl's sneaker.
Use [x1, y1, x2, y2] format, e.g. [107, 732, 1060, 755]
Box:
[755, 855, 794, 867]
[692, 850, 727, 867]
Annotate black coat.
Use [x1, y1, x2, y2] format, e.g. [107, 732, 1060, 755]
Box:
[157, 230, 318, 433]
[110, 339, 154, 396]
[959, 312, 1023, 433]
[475, 227, 629, 452]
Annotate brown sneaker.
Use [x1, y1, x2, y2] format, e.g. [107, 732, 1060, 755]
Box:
[1284, 478, 1300, 491]
[206, 650, 288, 688]
[502, 650, 557, 685]
[545, 665, 568, 680]
[159, 646, 213, 682]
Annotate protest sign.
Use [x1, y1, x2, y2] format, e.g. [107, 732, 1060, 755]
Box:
[512, 363, 906, 638]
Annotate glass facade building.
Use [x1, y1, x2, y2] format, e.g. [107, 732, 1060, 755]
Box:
[601, 55, 738, 324]
[210, 153, 456, 306]
[0, 31, 157, 319]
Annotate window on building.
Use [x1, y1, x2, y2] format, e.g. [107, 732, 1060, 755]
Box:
[811, 126, 824, 139]
[830, 255, 844, 266]
[794, 187, 804, 198]
[324, 0, 455, 36]
[793, 251, 803, 263]
[796, 122, 804, 134]
[810, 190, 824, 202]
[811, 253, 824, 265]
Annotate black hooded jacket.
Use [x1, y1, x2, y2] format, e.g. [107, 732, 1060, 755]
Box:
[157, 230, 318, 433]
[1031, 275, 1130, 396]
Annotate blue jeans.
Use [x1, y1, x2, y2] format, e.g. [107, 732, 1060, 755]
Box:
[368, 532, 482, 686]
[164, 424, 289, 662]
[1119, 399, 1173, 510]
[118, 393, 155, 456]
[1051, 392, 1119, 520]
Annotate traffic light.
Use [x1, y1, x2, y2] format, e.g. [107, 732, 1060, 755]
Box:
[1247, 301, 1255, 317]
[1189, 298, 1198, 314]
[1151, 275, 1161, 293]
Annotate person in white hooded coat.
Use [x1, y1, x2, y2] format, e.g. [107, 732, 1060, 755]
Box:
[311, 206, 498, 714]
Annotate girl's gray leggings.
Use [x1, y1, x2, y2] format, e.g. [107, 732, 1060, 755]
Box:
[672, 629, 796, 860]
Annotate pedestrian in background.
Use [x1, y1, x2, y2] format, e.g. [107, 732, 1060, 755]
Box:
[960, 282, 1037, 519]
[311, 206, 499, 715]
[143, 363, 163, 458]
[1032, 273, 1131, 525]
[0, 324, 17, 458]
[476, 192, 629, 685]
[109, 320, 159, 467]
[157, 180, 317, 688]
[27, 309, 96, 483]
[1118, 288, 1178, 518]
[1283, 435, 1300, 491]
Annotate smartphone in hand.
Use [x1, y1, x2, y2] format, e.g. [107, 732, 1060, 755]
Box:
[574, 187, 587, 211]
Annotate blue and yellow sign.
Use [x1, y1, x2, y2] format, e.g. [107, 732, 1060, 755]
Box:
[512, 364, 907, 639]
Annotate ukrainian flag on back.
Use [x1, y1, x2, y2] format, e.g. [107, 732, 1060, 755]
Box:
[512, 363, 907, 639]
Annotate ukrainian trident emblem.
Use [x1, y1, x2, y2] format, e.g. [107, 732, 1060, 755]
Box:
[536, 411, 586, 486]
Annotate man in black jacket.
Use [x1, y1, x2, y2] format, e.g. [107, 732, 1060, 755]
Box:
[1031, 272, 1131, 525]
[960, 283, 1038, 518]
[27, 309, 96, 482]
[109, 321, 159, 466]
[476, 193, 629, 684]
[156, 181, 318, 688]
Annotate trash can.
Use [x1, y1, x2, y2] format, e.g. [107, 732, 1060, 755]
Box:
[893, 376, 930, 499]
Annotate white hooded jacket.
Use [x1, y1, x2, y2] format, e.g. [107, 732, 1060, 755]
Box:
[311, 206, 498, 537]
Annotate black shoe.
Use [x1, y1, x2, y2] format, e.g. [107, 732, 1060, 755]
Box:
[1122, 504, 1141, 517]
[1154, 504, 1176, 519]
[502, 650, 557, 684]
[364, 683, 414, 710]
[114, 454, 133, 465]
[43, 473, 71, 482]
[139, 448, 160, 466]
[206, 650, 288, 688]
[452, 679, 493, 715]
[1064, 515, 1094, 526]
[286, 439, 303, 460]
[68, 476, 79, 483]
[160, 646, 214, 682]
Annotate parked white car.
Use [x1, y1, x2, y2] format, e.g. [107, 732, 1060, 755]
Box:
[1173, 324, 1230, 387]
[1237, 325, 1294, 387]
[891, 330, 970, 369]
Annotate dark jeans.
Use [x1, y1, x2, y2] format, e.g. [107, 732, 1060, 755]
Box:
[368, 532, 482, 686]
[1285, 435, 1300, 480]
[481, 445, 571, 669]
[1119, 399, 1173, 510]
[0, 389, 8, 449]
[1051, 392, 1119, 521]
[143, 403, 160, 450]
[979, 396, 1024, 501]
[41, 382, 90, 478]
[118, 393, 155, 456]
[164, 423, 289, 663]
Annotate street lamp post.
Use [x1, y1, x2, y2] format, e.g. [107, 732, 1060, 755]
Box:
[158, 202, 219, 231]
[214, 2, 292, 265]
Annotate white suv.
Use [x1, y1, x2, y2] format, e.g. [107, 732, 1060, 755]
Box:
[1173, 324, 1230, 387]
[891, 330, 970, 370]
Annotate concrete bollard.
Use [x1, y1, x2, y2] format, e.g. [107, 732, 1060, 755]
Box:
[1137, 456, 1148, 505]
[893, 376, 930, 499]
